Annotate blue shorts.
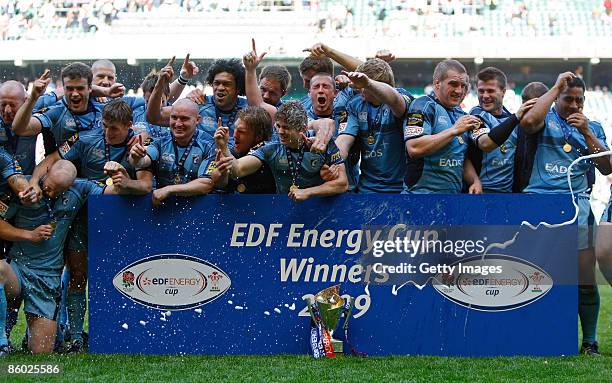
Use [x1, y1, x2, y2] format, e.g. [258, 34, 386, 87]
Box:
[10, 260, 62, 320]
[67, 204, 88, 252]
[577, 195, 595, 251]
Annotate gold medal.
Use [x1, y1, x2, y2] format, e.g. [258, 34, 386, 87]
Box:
[174, 174, 182, 184]
[457, 136, 464, 145]
[367, 135, 375, 145]
[236, 183, 246, 193]
[289, 184, 299, 192]
[105, 178, 113, 186]
[500, 144, 507, 154]
[563, 143, 572, 153]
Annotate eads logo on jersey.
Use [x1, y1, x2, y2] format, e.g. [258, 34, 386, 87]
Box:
[113, 254, 231, 310]
[432, 254, 553, 312]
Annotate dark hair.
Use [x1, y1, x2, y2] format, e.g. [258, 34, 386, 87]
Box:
[141, 73, 170, 98]
[237, 106, 272, 141]
[521, 82, 549, 102]
[260, 65, 291, 93]
[205, 58, 245, 96]
[433, 59, 467, 82]
[477, 67, 507, 89]
[275, 101, 307, 132]
[61, 62, 93, 86]
[565, 76, 586, 93]
[103, 98, 132, 125]
[299, 56, 334, 76]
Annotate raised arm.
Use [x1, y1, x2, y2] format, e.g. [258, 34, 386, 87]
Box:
[168, 53, 199, 103]
[521, 72, 575, 134]
[243, 39, 277, 119]
[12, 69, 50, 136]
[343, 71, 406, 118]
[476, 98, 537, 152]
[303, 43, 363, 72]
[146, 57, 175, 127]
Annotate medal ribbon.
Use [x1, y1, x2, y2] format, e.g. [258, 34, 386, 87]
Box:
[366, 103, 383, 142]
[64, 99, 98, 132]
[552, 108, 573, 142]
[286, 142, 305, 188]
[214, 100, 239, 129]
[172, 131, 198, 180]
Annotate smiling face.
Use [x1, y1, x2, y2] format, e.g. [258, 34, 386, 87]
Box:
[0, 84, 25, 124]
[434, 69, 470, 108]
[212, 72, 238, 112]
[103, 119, 131, 146]
[169, 100, 200, 144]
[477, 78, 505, 115]
[63, 76, 91, 113]
[309, 74, 335, 116]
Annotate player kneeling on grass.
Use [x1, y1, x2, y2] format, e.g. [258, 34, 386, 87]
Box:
[216, 101, 348, 202]
[0, 160, 120, 354]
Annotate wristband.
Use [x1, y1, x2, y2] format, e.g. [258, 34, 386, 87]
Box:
[178, 74, 189, 85]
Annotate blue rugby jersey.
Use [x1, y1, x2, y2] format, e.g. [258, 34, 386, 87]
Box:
[249, 140, 344, 194]
[60, 129, 136, 181]
[340, 88, 412, 193]
[469, 105, 517, 193]
[2, 178, 103, 273]
[0, 146, 22, 193]
[198, 96, 248, 144]
[33, 99, 104, 149]
[0, 116, 36, 175]
[144, 131, 215, 188]
[523, 108, 607, 195]
[403, 93, 469, 194]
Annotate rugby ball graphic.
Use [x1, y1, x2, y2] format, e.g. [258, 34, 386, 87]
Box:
[113, 254, 231, 310]
[432, 254, 553, 312]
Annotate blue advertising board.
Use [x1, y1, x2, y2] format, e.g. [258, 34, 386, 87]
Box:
[89, 194, 577, 356]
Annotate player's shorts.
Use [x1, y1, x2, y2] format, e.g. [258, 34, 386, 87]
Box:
[576, 195, 595, 251]
[10, 260, 61, 320]
[600, 195, 612, 224]
[67, 203, 88, 252]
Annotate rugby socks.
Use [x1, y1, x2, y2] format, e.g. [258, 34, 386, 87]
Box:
[0, 285, 7, 346]
[5, 307, 17, 340]
[67, 290, 86, 343]
[578, 286, 600, 344]
[55, 269, 70, 345]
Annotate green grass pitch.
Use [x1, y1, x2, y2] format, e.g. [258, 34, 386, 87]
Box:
[2, 286, 610, 382]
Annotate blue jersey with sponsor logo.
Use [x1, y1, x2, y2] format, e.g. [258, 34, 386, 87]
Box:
[300, 95, 312, 112]
[404, 94, 469, 194]
[469, 106, 517, 193]
[198, 96, 248, 144]
[0, 117, 36, 175]
[2, 178, 103, 273]
[340, 88, 412, 193]
[523, 108, 607, 194]
[249, 140, 344, 194]
[33, 99, 104, 149]
[0, 146, 22, 193]
[61, 129, 136, 181]
[144, 131, 215, 188]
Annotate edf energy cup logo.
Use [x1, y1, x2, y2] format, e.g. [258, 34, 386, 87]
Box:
[113, 254, 231, 310]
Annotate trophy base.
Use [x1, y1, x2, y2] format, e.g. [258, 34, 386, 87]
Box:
[331, 339, 343, 354]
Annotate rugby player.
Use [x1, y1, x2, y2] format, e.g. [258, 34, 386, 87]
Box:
[130, 98, 220, 207]
[335, 59, 412, 193]
[217, 101, 347, 201]
[521, 72, 612, 356]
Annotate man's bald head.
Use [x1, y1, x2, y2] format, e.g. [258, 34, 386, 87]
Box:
[0, 81, 26, 99]
[172, 98, 200, 117]
[48, 160, 77, 192]
[521, 82, 549, 102]
[0, 81, 27, 123]
[92, 59, 116, 87]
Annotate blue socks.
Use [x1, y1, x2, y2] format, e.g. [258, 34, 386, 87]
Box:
[578, 286, 600, 344]
[0, 285, 7, 346]
[66, 290, 86, 343]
